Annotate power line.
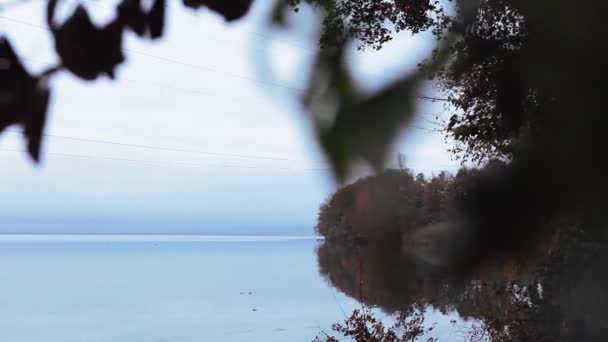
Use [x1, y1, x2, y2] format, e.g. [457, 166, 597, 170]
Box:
[419, 116, 446, 128]
[4, 124, 442, 167]
[0, 14, 41, 28]
[0, 14, 447, 103]
[17, 55, 452, 135]
[0, 148, 329, 172]
[3, 128, 321, 163]
[85, 0, 339, 60]
[0, 15, 307, 94]
[124, 48, 306, 93]
[19, 55, 276, 109]
[0, 7, 460, 175]
[417, 95, 450, 102]
[0, 143, 459, 172]
[409, 125, 442, 132]
[0, 14, 447, 146]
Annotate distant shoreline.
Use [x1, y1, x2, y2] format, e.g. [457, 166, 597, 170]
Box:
[0, 232, 320, 237]
[0, 234, 323, 243]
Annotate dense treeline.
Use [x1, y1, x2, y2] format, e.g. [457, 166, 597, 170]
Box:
[315, 163, 491, 242]
[314, 162, 608, 341]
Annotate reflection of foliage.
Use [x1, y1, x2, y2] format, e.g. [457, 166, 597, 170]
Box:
[316, 167, 604, 341]
[317, 222, 608, 341]
[316, 239, 540, 340]
[317, 241, 468, 314]
[313, 306, 436, 342]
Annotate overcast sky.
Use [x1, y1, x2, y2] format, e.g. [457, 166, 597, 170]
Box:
[0, 0, 457, 235]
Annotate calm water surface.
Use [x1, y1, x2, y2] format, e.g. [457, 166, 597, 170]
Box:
[0, 235, 461, 342]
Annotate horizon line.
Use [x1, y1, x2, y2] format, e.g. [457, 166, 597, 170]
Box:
[0, 233, 323, 243]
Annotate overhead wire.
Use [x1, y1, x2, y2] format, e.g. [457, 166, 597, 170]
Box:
[3, 128, 321, 162]
[0, 14, 307, 93]
[2, 53, 444, 161]
[0, 148, 329, 171]
[0, 14, 447, 102]
[0, 13, 449, 170]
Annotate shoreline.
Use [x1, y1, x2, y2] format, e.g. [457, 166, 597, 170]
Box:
[0, 233, 323, 243]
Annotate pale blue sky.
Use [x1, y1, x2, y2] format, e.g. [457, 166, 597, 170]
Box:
[0, 0, 457, 234]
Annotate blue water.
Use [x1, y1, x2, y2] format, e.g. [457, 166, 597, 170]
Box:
[0, 235, 463, 342]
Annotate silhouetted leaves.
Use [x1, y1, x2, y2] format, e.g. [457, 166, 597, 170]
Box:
[295, 0, 530, 164]
[147, 0, 166, 38]
[117, 0, 148, 36]
[0, 0, 262, 163]
[47, 2, 125, 80]
[182, 0, 253, 21]
[118, 0, 166, 39]
[0, 37, 50, 162]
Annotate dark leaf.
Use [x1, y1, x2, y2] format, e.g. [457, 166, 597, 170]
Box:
[182, 0, 253, 21]
[147, 0, 166, 38]
[118, 0, 165, 39]
[48, 4, 125, 80]
[117, 0, 147, 36]
[23, 85, 49, 162]
[0, 37, 50, 162]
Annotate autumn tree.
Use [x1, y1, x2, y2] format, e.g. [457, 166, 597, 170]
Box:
[290, 0, 534, 164]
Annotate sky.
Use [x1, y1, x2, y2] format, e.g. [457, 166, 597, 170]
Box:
[0, 0, 457, 235]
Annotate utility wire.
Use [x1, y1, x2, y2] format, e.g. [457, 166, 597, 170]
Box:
[4, 128, 319, 162]
[419, 117, 446, 128]
[0, 15, 307, 93]
[0, 148, 329, 171]
[124, 48, 306, 93]
[0, 14, 447, 166]
[0, 14, 447, 103]
[409, 125, 442, 132]
[4, 126, 443, 172]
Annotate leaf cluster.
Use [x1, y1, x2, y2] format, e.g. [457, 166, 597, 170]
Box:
[0, 0, 252, 162]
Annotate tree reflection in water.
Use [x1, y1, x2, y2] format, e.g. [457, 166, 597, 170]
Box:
[316, 229, 608, 341]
